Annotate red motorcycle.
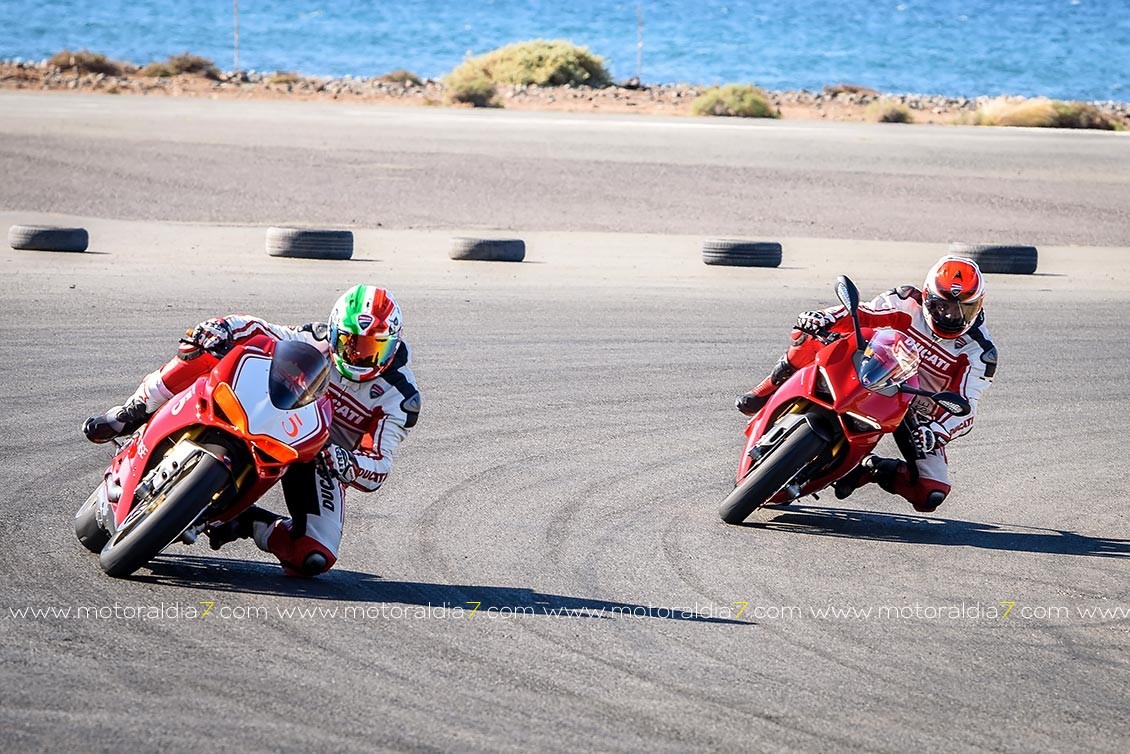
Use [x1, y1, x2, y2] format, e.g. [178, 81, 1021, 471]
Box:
[719, 276, 971, 524]
[75, 335, 333, 577]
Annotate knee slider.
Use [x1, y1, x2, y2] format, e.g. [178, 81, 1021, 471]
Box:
[301, 552, 329, 576]
[913, 489, 948, 513]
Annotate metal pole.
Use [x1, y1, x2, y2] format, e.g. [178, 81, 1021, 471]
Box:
[636, 4, 643, 81]
[233, 0, 240, 69]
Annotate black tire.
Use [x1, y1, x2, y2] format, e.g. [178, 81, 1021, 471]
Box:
[948, 243, 1037, 275]
[449, 237, 526, 262]
[98, 453, 231, 578]
[702, 239, 782, 268]
[8, 224, 88, 252]
[74, 487, 110, 553]
[719, 423, 827, 524]
[266, 227, 353, 260]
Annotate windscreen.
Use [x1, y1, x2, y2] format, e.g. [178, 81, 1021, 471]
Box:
[858, 329, 920, 391]
[268, 340, 330, 410]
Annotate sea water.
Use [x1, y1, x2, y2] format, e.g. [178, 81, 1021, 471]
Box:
[1, 0, 1126, 100]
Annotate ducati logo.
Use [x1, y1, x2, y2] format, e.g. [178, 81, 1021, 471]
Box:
[370, 384, 384, 398]
[949, 283, 963, 297]
[356, 313, 374, 331]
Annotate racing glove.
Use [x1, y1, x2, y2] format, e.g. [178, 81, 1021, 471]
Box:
[795, 310, 837, 338]
[179, 318, 234, 360]
[318, 444, 358, 485]
[912, 421, 951, 454]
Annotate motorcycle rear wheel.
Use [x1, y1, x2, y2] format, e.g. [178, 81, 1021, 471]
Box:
[719, 423, 827, 525]
[98, 451, 231, 578]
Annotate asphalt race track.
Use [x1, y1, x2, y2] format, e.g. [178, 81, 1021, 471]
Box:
[1, 92, 1129, 244]
[1, 93, 1128, 752]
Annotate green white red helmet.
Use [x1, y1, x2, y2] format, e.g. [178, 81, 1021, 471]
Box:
[328, 285, 402, 382]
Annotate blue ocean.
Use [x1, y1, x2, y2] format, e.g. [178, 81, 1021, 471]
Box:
[1, 1, 1126, 100]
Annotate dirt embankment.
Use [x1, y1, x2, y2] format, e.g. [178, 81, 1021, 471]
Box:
[2, 60, 1127, 128]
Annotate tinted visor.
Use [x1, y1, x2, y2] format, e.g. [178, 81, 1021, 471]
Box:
[269, 340, 330, 410]
[924, 291, 983, 335]
[333, 329, 398, 371]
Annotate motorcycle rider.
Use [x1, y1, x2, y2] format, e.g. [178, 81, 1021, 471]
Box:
[736, 256, 996, 512]
[82, 284, 420, 576]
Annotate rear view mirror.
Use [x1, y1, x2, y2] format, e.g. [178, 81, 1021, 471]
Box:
[933, 391, 971, 416]
[835, 275, 860, 313]
[835, 275, 865, 350]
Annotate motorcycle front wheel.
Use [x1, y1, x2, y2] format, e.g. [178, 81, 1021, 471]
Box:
[98, 451, 232, 578]
[719, 423, 827, 525]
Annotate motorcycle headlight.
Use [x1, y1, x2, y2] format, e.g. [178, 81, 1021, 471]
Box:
[843, 411, 882, 433]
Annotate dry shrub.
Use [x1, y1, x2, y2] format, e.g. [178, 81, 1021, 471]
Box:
[691, 84, 778, 118]
[444, 64, 498, 107]
[48, 49, 123, 76]
[972, 97, 1115, 130]
[141, 53, 221, 80]
[446, 40, 611, 88]
[867, 100, 915, 123]
[379, 69, 422, 86]
[267, 71, 302, 85]
[824, 83, 879, 97]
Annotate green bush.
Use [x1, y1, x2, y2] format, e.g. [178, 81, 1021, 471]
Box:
[141, 53, 221, 80]
[971, 97, 1116, 130]
[447, 39, 612, 88]
[379, 69, 422, 86]
[867, 101, 914, 123]
[48, 49, 123, 76]
[691, 84, 779, 118]
[444, 65, 498, 107]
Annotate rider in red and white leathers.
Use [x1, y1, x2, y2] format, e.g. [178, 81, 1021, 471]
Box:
[736, 257, 997, 512]
[82, 285, 419, 576]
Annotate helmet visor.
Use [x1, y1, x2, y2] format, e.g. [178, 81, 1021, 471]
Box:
[333, 329, 398, 372]
[924, 291, 983, 335]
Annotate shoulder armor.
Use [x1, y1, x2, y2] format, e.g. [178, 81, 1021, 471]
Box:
[967, 323, 997, 379]
[382, 341, 420, 427]
[400, 393, 421, 428]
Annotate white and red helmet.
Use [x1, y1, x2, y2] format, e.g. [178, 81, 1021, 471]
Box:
[327, 285, 403, 382]
[922, 256, 985, 339]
